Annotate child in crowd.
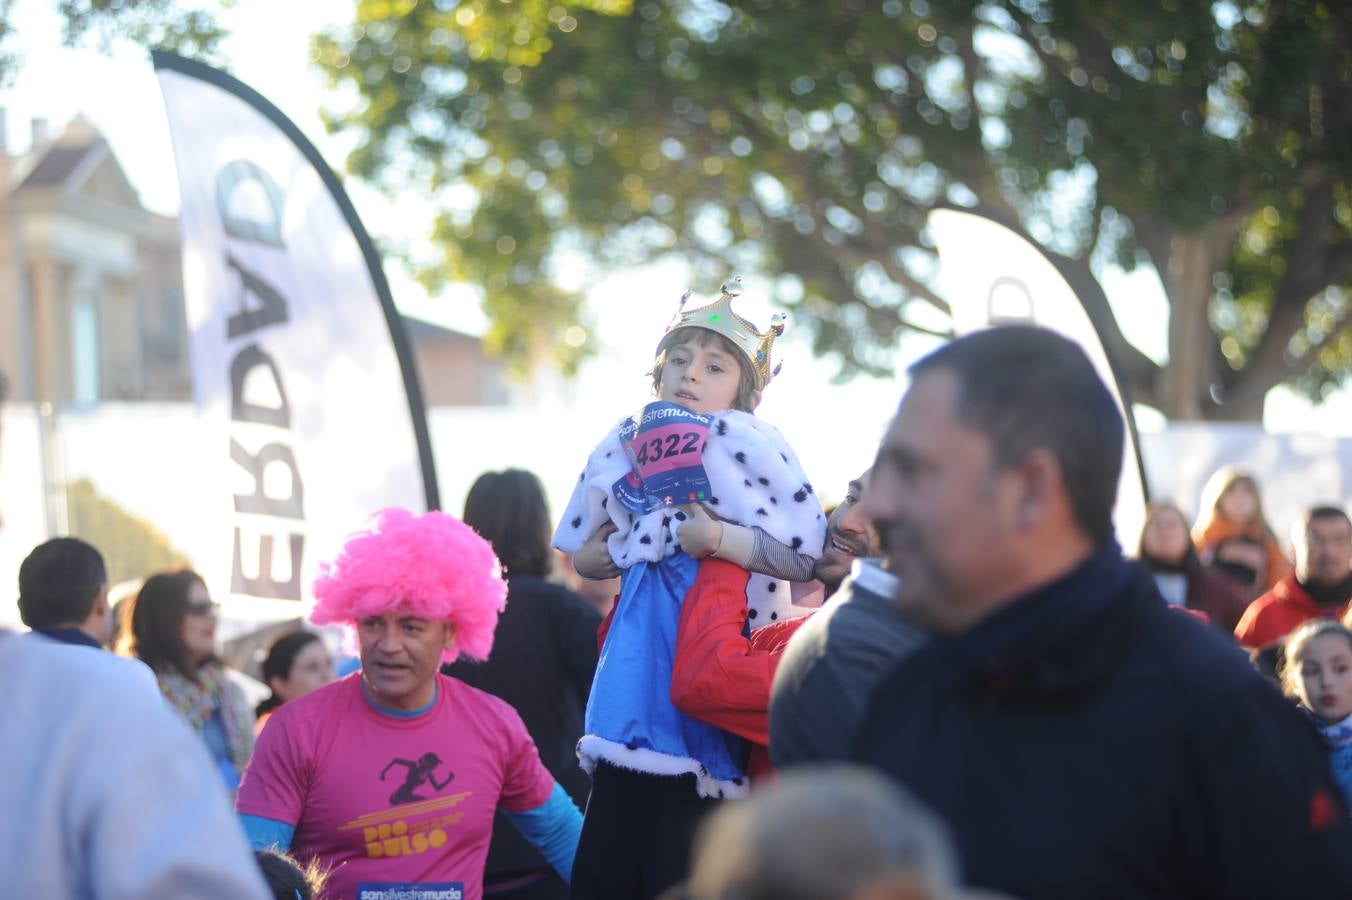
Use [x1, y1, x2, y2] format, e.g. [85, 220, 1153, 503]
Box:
[553, 280, 825, 899]
[1284, 620, 1352, 810]
[1193, 466, 1290, 591]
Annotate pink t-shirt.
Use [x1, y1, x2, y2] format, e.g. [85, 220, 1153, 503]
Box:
[237, 673, 555, 900]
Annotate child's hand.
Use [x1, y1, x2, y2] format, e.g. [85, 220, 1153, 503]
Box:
[573, 522, 621, 579]
[676, 503, 723, 558]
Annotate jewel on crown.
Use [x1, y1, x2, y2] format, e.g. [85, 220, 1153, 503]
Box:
[660, 276, 787, 390]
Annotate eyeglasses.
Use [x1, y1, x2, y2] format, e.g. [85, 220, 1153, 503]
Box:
[185, 600, 220, 617]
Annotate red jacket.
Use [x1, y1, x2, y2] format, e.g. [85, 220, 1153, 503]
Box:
[596, 559, 811, 782]
[1234, 573, 1352, 649]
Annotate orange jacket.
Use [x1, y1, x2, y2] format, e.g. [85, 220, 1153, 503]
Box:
[669, 559, 810, 782]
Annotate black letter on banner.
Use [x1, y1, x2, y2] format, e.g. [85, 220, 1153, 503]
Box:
[230, 344, 291, 428]
[231, 528, 303, 601]
[215, 160, 286, 249]
[226, 254, 289, 340]
[231, 439, 304, 519]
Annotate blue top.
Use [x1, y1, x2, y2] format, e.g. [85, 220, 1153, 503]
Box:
[582, 551, 745, 792]
[1313, 711, 1352, 814]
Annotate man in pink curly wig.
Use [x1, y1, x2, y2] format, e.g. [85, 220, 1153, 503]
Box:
[236, 509, 582, 900]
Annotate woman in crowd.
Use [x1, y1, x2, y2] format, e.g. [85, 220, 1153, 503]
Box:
[1138, 501, 1249, 634]
[1192, 466, 1290, 591]
[253, 630, 333, 736]
[446, 468, 602, 900]
[120, 568, 254, 791]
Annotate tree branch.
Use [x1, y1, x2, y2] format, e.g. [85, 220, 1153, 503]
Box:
[1226, 168, 1336, 407]
[1288, 310, 1352, 374]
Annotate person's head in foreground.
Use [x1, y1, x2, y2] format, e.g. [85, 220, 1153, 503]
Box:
[310, 507, 507, 711]
[684, 765, 1001, 900]
[862, 324, 1123, 636]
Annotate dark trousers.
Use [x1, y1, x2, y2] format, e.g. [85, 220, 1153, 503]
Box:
[570, 762, 719, 900]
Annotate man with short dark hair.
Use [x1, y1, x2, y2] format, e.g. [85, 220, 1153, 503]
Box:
[1235, 506, 1352, 649]
[19, 537, 116, 648]
[853, 325, 1352, 898]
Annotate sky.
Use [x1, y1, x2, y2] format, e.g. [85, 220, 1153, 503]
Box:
[4, 0, 1352, 522]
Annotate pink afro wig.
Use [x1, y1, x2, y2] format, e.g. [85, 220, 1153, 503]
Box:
[310, 507, 507, 663]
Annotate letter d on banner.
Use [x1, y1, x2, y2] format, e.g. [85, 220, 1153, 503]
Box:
[154, 52, 439, 623]
[928, 208, 1149, 546]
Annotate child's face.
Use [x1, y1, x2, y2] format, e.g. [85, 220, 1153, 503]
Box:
[1297, 633, 1352, 724]
[657, 337, 743, 414]
[1218, 480, 1258, 524]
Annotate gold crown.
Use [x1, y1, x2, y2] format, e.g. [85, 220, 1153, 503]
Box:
[658, 278, 786, 390]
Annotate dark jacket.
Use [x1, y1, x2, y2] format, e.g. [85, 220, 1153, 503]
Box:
[33, 627, 102, 649]
[768, 560, 925, 770]
[445, 575, 601, 882]
[853, 545, 1352, 900]
[1182, 565, 1250, 634]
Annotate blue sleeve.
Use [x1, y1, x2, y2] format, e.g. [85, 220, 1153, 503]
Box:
[503, 783, 583, 881]
[239, 813, 295, 851]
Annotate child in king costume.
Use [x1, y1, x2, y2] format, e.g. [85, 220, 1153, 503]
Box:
[553, 280, 825, 899]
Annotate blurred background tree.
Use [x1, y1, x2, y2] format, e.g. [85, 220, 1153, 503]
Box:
[0, 0, 230, 86]
[315, 0, 1352, 421]
[66, 477, 191, 585]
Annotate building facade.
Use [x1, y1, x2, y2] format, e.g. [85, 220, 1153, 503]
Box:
[0, 114, 190, 405]
[0, 114, 509, 410]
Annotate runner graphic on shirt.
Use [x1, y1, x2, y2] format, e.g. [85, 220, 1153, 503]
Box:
[380, 751, 455, 805]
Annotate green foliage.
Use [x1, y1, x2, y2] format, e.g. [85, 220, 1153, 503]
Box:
[317, 0, 1352, 415]
[0, 1, 230, 86]
[65, 477, 191, 586]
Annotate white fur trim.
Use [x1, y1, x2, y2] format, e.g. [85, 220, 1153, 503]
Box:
[576, 735, 750, 799]
[553, 409, 826, 625]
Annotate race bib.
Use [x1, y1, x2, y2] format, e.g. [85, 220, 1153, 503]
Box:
[611, 402, 713, 514]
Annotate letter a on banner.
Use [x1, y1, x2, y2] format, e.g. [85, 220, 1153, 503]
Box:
[153, 51, 439, 623]
[928, 207, 1149, 545]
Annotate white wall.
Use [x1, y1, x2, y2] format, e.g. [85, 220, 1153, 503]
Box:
[0, 405, 48, 627]
[4, 401, 1350, 629]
